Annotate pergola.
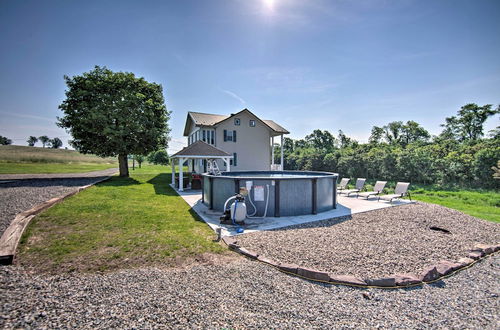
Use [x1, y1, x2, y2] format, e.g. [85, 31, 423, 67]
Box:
[170, 141, 232, 191]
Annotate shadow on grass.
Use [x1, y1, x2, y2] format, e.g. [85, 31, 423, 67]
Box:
[97, 175, 141, 187]
[148, 173, 205, 223]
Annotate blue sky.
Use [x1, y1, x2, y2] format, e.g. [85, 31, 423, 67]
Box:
[1, 0, 499, 154]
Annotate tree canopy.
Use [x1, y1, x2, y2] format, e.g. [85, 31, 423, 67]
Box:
[27, 136, 38, 146]
[38, 136, 50, 148]
[50, 137, 63, 149]
[57, 66, 171, 176]
[0, 135, 12, 145]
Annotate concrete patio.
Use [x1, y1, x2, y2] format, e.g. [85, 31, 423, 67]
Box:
[173, 185, 413, 236]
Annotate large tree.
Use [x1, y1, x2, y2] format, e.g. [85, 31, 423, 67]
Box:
[441, 103, 499, 142]
[27, 136, 38, 146]
[0, 135, 12, 145]
[50, 137, 63, 149]
[57, 66, 170, 176]
[39, 135, 50, 147]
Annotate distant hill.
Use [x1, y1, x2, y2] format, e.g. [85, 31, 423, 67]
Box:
[0, 145, 117, 164]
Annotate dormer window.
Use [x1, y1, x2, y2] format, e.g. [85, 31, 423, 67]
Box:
[234, 118, 240, 126]
[249, 120, 256, 127]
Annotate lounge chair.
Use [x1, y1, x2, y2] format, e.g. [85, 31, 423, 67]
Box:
[357, 181, 387, 199]
[378, 182, 411, 203]
[339, 178, 366, 196]
[337, 178, 350, 194]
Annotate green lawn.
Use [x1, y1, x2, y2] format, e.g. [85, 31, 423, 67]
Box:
[410, 188, 500, 223]
[0, 145, 118, 174]
[0, 162, 117, 174]
[18, 165, 225, 272]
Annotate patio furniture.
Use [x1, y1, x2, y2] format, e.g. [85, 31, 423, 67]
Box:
[357, 181, 387, 199]
[191, 174, 202, 190]
[337, 178, 350, 194]
[339, 178, 366, 196]
[378, 182, 411, 203]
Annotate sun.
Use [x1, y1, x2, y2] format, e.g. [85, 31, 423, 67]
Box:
[262, 0, 275, 10]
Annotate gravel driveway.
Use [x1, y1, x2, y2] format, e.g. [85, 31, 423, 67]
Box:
[237, 202, 500, 278]
[0, 168, 117, 235]
[0, 254, 498, 328]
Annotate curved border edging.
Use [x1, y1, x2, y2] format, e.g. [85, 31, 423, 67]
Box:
[0, 175, 115, 265]
[222, 236, 500, 289]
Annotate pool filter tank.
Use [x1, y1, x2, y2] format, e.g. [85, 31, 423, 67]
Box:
[230, 196, 247, 223]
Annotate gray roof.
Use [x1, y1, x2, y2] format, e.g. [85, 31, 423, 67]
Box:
[184, 109, 289, 136]
[171, 140, 231, 158]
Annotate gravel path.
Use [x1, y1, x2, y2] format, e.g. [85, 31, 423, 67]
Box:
[1, 255, 498, 328]
[0, 168, 117, 235]
[237, 202, 500, 278]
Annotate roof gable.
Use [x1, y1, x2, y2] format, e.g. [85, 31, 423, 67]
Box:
[183, 109, 289, 135]
[171, 140, 231, 158]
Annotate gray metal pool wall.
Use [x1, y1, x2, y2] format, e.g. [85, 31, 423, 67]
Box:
[202, 171, 338, 217]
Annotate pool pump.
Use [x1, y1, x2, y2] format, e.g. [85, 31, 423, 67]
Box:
[220, 193, 247, 226]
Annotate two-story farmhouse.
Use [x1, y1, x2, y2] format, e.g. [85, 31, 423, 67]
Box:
[178, 108, 289, 173]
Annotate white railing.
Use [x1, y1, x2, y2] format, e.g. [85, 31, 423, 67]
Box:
[271, 164, 282, 171]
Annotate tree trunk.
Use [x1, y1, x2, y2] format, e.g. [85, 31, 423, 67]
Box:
[118, 154, 129, 177]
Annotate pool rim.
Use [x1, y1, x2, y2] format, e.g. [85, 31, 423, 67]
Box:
[202, 170, 338, 181]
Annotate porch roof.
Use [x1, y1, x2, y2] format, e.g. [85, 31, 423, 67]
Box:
[170, 141, 232, 159]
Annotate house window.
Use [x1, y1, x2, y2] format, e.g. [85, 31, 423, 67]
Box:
[202, 130, 206, 142]
[210, 131, 215, 145]
[234, 118, 240, 126]
[223, 130, 237, 142]
[249, 120, 256, 127]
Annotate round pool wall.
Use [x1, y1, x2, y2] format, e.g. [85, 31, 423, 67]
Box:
[202, 171, 338, 217]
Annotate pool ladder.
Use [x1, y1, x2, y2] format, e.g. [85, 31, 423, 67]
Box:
[207, 159, 221, 176]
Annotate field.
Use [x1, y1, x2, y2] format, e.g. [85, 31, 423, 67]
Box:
[410, 188, 500, 223]
[18, 165, 225, 272]
[0, 145, 117, 173]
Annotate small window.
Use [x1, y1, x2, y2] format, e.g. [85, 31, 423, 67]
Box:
[224, 129, 233, 142]
[234, 118, 240, 126]
[249, 120, 256, 127]
[202, 130, 206, 142]
[210, 131, 215, 145]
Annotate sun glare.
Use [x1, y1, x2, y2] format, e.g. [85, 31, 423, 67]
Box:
[263, 0, 275, 11]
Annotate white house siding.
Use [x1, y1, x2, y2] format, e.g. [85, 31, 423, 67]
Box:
[214, 111, 271, 171]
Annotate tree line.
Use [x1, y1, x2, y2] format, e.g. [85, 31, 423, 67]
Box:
[276, 103, 500, 189]
[0, 135, 63, 148]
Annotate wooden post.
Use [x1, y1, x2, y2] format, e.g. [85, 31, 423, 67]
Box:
[280, 134, 284, 171]
[179, 158, 184, 192]
[271, 136, 275, 168]
[171, 158, 175, 186]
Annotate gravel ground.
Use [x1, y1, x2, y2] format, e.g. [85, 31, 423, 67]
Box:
[0, 168, 117, 235]
[0, 255, 498, 328]
[237, 202, 500, 278]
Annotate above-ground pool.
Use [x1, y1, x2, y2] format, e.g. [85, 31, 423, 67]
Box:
[202, 171, 338, 217]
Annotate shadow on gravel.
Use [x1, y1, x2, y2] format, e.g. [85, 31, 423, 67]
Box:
[0, 176, 113, 188]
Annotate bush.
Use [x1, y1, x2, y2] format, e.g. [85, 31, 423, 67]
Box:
[147, 150, 169, 165]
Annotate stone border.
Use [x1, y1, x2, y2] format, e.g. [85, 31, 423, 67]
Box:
[222, 236, 500, 289]
[0, 176, 114, 265]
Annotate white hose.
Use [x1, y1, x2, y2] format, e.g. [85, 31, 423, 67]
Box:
[223, 195, 237, 212]
[247, 185, 270, 219]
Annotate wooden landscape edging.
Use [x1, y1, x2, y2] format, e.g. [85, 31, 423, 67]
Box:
[221, 236, 500, 289]
[0, 176, 114, 265]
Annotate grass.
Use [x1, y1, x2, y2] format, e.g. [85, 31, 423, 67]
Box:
[0, 145, 117, 174]
[0, 162, 117, 174]
[354, 180, 499, 223]
[18, 165, 225, 272]
[410, 187, 500, 223]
